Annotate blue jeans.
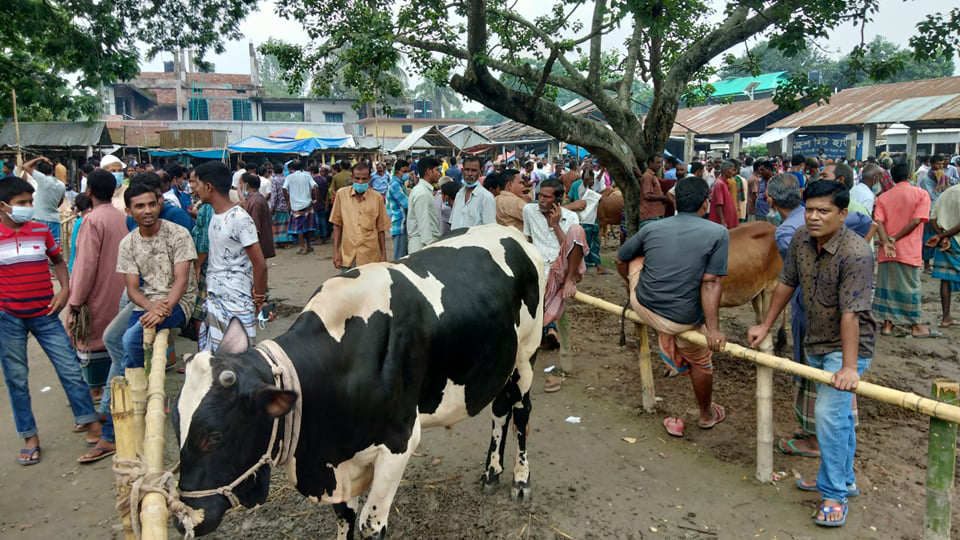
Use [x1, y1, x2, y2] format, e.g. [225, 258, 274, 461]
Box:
[121, 306, 186, 370]
[807, 351, 871, 503]
[582, 223, 602, 268]
[99, 296, 134, 417]
[393, 233, 408, 261]
[39, 219, 62, 248]
[0, 312, 98, 438]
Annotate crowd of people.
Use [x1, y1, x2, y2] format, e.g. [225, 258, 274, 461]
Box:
[2, 147, 960, 530]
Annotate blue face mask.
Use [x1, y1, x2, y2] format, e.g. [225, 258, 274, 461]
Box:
[4, 203, 34, 224]
[464, 179, 478, 189]
[113, 172, 124, 186]
[401, 172, 411, 182]
[353, 183, 369, 194]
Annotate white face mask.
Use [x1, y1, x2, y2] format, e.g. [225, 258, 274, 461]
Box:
[3, 202, 34, 223]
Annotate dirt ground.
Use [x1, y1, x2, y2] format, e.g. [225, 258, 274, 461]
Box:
[2, 236, 958, 540]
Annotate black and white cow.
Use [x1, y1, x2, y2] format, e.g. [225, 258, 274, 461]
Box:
[173, 225, 544, 539]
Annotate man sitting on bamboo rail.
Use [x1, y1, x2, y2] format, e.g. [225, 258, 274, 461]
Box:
[615, 176, 729, 437]
[748, 180, 876, 528]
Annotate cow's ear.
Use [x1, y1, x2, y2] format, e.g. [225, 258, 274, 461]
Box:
[255, 387, 298, 417]
[216, 318, 250, 355]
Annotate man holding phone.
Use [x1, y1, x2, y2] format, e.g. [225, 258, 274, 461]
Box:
[523, 178, 588, 393]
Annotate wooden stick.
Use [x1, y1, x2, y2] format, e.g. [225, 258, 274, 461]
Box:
[924, 379, 958, 540]
[111, 376, 137, 540]
[572, 291, 960, 424]
[141, 329, 170, 539]
[126, 368, 147, 459]
[635, 323, 655, 413]
[558, 312, 572, 372]
[11, 89, 22, 168]
[755, 365, 774, 483]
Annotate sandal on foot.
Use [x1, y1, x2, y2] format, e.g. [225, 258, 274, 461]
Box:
[778, 437, 820, 458]
[78, 443, 115, 464]
[72, 422, 91, 433]
[910, 330, 944, 339]
[543, 374, 562, 393]
[540, 332, 560, 350]
[698, 403, 726, 429]
[796, 478, 860, 497]
[17, 446, 40, 466]
[814, 501, 848, 527]
[663, 417, 685, 437]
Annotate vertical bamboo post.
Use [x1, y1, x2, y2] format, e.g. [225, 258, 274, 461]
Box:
[11, 90, 22, 168]
[635, 323, 656, 413]
[111, 376, 137, 540]
[924, 379, 959, 540]
[755, 365, 774, 483]
[141, 329, 170, 539]
[558, 312, 572, 372]
[143, 327, 156, 375]
[126, 368, 148, 458]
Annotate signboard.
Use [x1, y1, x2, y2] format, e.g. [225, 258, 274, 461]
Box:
[793, 132, 863, 160]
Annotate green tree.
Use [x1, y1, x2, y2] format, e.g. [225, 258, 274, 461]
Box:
[0, 0, 257, 122]
[413, 80, 463, 117]
[260, 39, 306, 98]
[448, 107, 507, 124]
[267, 0, 960, 233]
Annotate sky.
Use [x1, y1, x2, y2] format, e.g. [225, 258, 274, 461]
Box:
[141, 0, 957, 111]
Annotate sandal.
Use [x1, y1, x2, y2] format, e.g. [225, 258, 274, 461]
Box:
[778, 437, 820, 458]
[663, 417, 685, 437]
[698, 403, 726, 429]
[78, 443, 116, 464]
[814, 501, 848, 527]
[544, 374, 562, 393]
[797, 478, 860, 497]
[540, 331, 560, 350]
[18, 446, 41, 466]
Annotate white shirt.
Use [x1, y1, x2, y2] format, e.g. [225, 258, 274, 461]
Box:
[849, 183, 876, 215]
[283, 171, 315, 212]
[163, 188, 182, 208]
[522, 203, 580, 267]
[231, 170, 245, 188]
[259, 176, 271, 199]
[206, 206, 259, 309]
[450, 185, 496, 229]
[407, 180, 440, 253]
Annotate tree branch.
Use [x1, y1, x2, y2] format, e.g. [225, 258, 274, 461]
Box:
[488, 8, 585, 85]
[618, 18, 644, 104]
[533, 48, 559, 99]
[587, 0, 606, 82]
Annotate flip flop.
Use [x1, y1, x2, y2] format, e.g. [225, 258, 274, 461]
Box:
[778, 437, 820, 458]
[939, 321, 957, 328]
[17, 446, 40, 466]
[78, 444, 116, 464]
[910, 331, 944, 339]
[663, 417, 685, 437]
[796, 479, 861, 498]
[72, 423, 88, 433]
[543, 375, 562, 393]
[814, 501, 848, 527]
[698, 403, 726, 429]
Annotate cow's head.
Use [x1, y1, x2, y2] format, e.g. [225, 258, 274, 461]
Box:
[172, 319, 297, 536]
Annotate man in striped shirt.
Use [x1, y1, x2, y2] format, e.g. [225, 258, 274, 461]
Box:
[0, 177, 100, 465]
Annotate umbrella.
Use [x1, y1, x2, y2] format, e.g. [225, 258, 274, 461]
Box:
[269, 127, 321, 140]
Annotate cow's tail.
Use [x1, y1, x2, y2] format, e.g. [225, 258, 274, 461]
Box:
[618, 300, 629, 347]
[773, 311, 788, 357]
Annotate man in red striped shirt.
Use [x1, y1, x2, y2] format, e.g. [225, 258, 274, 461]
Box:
[0, 177, 100, 465]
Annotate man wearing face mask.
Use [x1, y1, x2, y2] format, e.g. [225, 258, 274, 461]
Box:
[850, 164, 882, 215]
[99, 154, 128, 212]
[387, 159, 411, 260]
[0, 177, 102, 465]
[330, 162, 389, 271]
[450, 155, 496, 229]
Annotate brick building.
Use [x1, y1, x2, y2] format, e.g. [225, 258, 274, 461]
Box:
[107, 69, 261, 122]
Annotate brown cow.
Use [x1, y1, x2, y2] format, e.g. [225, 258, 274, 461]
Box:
[597, 187, 624, 248]
[719, 221, 784, 354]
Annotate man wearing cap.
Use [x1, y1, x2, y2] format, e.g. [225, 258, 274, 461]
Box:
[99, 155, 128, 211]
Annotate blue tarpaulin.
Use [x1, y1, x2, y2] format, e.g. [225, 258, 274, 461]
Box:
[227, 136, 353, 154]
[148, 149, 226, 159]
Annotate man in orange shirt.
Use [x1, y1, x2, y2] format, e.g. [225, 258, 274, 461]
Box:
[495, 168, 527, 232]
[873, 162, 938, 337]
[329, 162, 389, 270]
[638, 154, 667, 231]
[709, 162, 739, 229]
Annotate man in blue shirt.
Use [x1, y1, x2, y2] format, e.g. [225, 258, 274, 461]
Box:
[446, 156, 463, 187]
[371, 162, 390, 195]
[387, 159, 411, 260]
[663, 156, 679, 180]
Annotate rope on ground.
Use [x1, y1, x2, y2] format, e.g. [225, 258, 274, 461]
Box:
[113, 457, 204, 539]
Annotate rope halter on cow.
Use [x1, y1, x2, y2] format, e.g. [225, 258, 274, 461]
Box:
[177, 339, 303, 510]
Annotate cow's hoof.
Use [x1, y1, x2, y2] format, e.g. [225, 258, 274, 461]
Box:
[481, 475, 500, 495]
[511, 482, 531, 502]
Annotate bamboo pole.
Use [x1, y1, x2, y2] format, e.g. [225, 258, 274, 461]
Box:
[558, 312, 572, 372]
[141, 329, 170, 539]
[111, 376, 137, 540]
[127, 368, 148, 458]
[573, 291, 960, 424]
[635, 323, 656, 413]
[11, 89, 22, 168]
[755, 366, 774, 483]
[924, 379, 958, 540]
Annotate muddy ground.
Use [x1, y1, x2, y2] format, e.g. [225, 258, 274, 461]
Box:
[1, 237, 958, 539]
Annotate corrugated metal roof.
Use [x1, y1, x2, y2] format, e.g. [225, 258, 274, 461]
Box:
[669, 99, 779, 135]
[772, 76, 960, 128]
[481, 99, 601, 143]
[709, 72, 788, 98]
[0, 121, 112, 147]
[392, 126, 458, 153]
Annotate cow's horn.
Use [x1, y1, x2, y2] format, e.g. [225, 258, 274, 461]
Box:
[219, 370, 237, 387]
